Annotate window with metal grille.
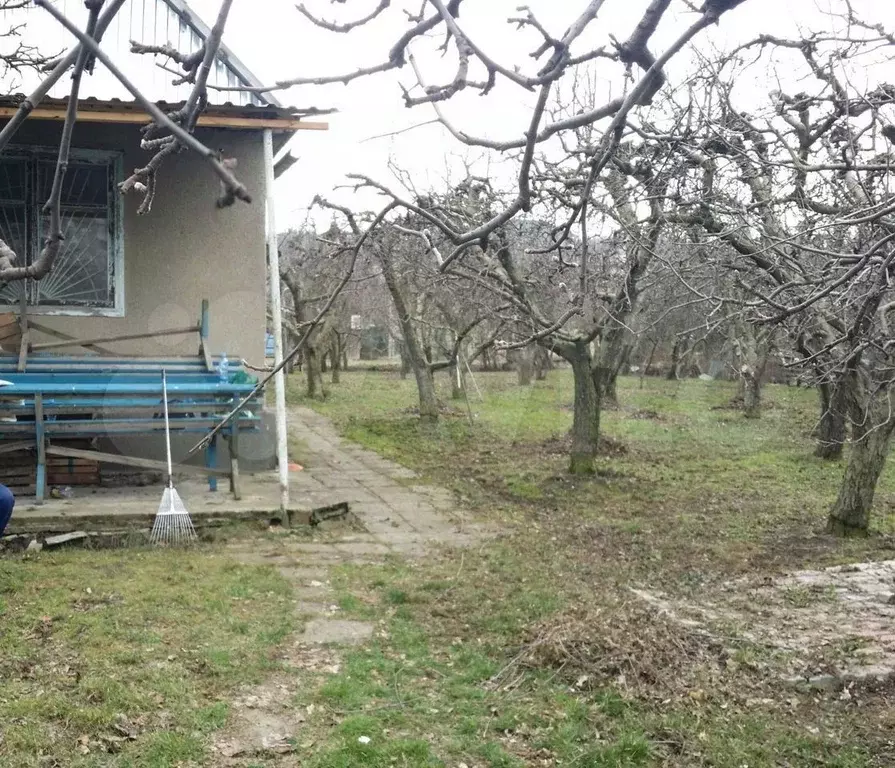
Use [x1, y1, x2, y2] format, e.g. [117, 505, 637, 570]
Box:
[0, 147, 124, 316]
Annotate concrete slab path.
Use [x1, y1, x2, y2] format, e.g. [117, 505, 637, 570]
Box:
[215, 406, 494, 764]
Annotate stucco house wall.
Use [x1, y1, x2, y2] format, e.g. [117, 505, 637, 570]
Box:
[0, 118, 268, 366]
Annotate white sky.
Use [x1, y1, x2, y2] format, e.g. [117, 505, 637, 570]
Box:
[183, 0, 887, 229]
[22, 0, 895, 229]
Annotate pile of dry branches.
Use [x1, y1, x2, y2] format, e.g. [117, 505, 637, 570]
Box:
[490, 601, 730, 701]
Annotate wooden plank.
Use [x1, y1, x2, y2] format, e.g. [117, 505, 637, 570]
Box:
[44, 531, 89, 547]
[0, 465, 34, 476]
[194, 115, 329, 131]
[199, 299, 214, 372]
[47, 457, 98, 465]
[17, 293, 28, 372]
[47, 456, 99, 467]
[46, 445, 232, 478]
[0, 106, 329, 131]
[31, 325, 201, 351]
[48, 466, 100, 476]
[0, 441, 32, 455]
[0, 452, 34, 464]
[0, 384, 260, 397]
[0, 475, 35, 485]
[27, 321, 117, 356]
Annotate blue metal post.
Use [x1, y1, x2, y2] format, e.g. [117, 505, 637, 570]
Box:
[34, 393, 46, 503]
[206, 433, 218, 492]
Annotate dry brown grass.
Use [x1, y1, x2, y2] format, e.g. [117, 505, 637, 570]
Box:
[490, 601, 733, 702]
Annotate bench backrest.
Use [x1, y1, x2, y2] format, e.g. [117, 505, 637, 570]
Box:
[0, 353, 260, 410]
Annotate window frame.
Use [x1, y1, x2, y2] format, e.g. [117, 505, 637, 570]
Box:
[0, 145, 125, 318]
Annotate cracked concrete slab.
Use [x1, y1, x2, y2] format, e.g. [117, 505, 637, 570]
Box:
[300, 619, 375, 646]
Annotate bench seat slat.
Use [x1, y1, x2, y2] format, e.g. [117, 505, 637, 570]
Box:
[0, 383, 256, 396]
[0, 353, 261, 501]
[0, 399, 254, 412]
[0, 418, 259, 436]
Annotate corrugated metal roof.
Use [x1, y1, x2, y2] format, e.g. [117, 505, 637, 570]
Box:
[0, 94, 329, 121]
[0, 0, 273, 107]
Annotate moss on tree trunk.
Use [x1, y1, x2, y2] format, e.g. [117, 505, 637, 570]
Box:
[827, 408, 895, 536]
[567, 343, 600, 475]
[742, 370, 761, 419]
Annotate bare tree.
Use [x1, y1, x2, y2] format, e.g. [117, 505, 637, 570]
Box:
[185, 0, 751, 450]
[659, 7, 895, 534]
[318, 194, 502, 423]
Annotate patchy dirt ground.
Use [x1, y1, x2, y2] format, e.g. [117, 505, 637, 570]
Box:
[634, 558, 895, 691]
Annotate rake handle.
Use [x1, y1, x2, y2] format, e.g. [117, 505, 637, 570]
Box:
[162, 369, 173, 488]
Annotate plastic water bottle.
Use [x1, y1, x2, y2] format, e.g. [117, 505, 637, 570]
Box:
[218, 353, 230, 384]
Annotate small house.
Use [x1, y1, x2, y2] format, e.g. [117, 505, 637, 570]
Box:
[0, 0, 326, 493]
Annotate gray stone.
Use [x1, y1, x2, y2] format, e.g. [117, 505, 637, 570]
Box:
[335, 541, 392, 557]
[300, 619, 374, 646]
[44, 531, 89, 547]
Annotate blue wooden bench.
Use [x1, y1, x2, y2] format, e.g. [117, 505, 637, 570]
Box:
[0, 354, 262, 502]
[0, 300, 265, 502]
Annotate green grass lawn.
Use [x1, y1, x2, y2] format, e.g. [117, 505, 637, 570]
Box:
[287, 368, 895, 767]
[0, 546, 293, 767]
[291, 368, 895, 576]
[3, 369, 893, 767]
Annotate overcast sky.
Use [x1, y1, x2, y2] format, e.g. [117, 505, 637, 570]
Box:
[31, 0, 895, 230]
[179, 0, 888, 231]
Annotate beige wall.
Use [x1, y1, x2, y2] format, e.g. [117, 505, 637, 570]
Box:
[0, 120, 268, 364]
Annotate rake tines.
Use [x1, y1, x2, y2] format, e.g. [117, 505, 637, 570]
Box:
[150, 486, 197, 544]
[149, 370, 198, 545]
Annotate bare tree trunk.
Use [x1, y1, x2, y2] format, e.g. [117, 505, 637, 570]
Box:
[400, 347, 411, 380]
[284, 329, 297, 375]
[828, 407, 895, 537]
[640, 339, 659, 387]
[534, 346, 550, 380]
[413, 364, 439, 421]
[450, 361, 466, 400]
[595, 326, 630, 410]
[815, 381, 846, 459]
[732, 325, 772, 416]
[517, 346, 533, 386]
[378, 248, 438, 423]
[330, 337, 341, 384]
[562, 341, 599, 475]
[667, 339, 681, 380]
[320, 351, 328, 374]
[481, 344, 499, 372]
[305, 345, 325, 400]
[741, 365, 761, 419]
